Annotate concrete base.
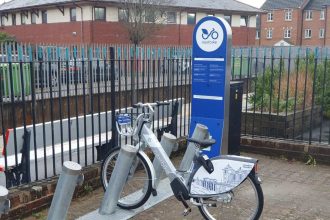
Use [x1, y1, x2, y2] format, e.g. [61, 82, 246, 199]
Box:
[77, 178, 173, 220]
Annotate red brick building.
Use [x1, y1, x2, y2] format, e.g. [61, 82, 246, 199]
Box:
[257, 0, 330, 46]
[0, 0, 260, 46]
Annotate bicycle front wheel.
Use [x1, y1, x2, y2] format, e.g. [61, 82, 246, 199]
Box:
[101, 147, 153, 209]
[197, 173, 264, 220]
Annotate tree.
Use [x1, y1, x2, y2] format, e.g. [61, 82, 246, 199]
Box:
[118, 0, 172, 103]
[118, 0, 172, 45]
[0, 32, 16, 43]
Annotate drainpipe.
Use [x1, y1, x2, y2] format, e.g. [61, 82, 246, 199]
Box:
[74, 3, 84, 44]
[324, 6, 327, 46]
[179, 11, 181, 45]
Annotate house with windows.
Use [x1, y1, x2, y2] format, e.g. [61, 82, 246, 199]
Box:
[257, 0, 330, 46]
[0, 0, 260, 46]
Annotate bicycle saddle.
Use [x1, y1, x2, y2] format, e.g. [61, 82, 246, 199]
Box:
[187, 138, 216, 147]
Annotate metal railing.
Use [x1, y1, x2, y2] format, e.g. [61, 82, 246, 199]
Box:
[0, 43, 329, 188]
[234, 47, 330, 145]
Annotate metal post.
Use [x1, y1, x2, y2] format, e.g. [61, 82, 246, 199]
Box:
[47, 161, 84, 220]
[99, 145, 138, 215]
[179, 123, 209, 181]
[153, 133, 177, 189]
[0, 186, 10, 218]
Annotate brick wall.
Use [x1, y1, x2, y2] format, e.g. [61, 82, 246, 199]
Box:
[301, 10, 326, 46]
[1, 21, 256, 46]
[259, 9, 302, 46]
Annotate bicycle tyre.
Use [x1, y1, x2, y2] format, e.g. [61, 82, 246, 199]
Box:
[100, 147, 153, 209]
[197, 173, 264, 220]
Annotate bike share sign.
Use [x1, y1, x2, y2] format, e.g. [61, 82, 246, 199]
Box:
[191, 16, 232, 157]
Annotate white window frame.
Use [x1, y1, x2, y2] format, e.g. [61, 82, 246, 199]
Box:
[267, 29, 273, 39]
[320, 10, 325, 20]
[267, 11, 273, 21]
[306, 10, 313, 20]
[284, 28, 291, 38]
[319, 28, 325, 38]
[256, 31, 260, 39]
[285, 9, 292, 21]
[166, 11, 176, 24]
[304, 29, 312, 38]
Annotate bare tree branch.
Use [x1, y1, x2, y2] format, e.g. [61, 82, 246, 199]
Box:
[118, 0, 173, 45]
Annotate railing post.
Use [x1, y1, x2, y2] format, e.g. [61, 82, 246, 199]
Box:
[47, 161, 84, 220]
[179, 123, 209, 181]
[0, 186, 10, 218]
[99, 144, 138, 215]
[153, 133, 177, 190]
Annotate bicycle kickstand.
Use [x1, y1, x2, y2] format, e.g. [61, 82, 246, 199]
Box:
[178, 192, 191, 216]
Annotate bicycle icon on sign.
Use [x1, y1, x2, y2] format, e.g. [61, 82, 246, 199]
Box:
[202, 28, 219, 40]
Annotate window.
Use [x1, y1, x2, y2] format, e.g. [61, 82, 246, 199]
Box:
[306, 10, 313, 20]
[1, 16, 5, 26]
[31, 12, 37, 24]
[12, 14, 16, 26]
[267, 11, 273, 21]
[256, 31, 260, 39]
[224, 15, 231, 25]
[42, 11, 47, 24]
[284, 28, 291, 38]
[319, 28, 325, 38]
[118, 9, 128, 22]
[21, 13, 26, 25]
[94, 7, 105, 20]
[145, 10, 156, 23]
[304, 29, 312, 38]
[70, 8, 76, 21]
[187, 13, 196, 25]
[285, 9, 292, 21]
[240, 16, 248, 26]
[166, 12, 176, 23]
[320, 10, 325, 20]
[267, 29, 273, 39]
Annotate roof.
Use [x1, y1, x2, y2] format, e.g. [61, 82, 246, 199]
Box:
[0, 0, 261, 13]
[305, 0, 330, 10]
[261, 0, 306, 10]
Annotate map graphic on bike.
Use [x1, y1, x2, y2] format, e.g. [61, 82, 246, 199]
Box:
[191, 16, 231, 157]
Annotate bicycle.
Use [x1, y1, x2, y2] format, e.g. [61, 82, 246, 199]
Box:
[101, 102, 264, 219]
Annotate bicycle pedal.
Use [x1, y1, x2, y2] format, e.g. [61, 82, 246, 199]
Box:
[183, 207, 191, 216]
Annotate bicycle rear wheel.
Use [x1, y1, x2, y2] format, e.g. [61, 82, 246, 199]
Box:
[101, 147, 153, 209]
[197, 173, 264, 220]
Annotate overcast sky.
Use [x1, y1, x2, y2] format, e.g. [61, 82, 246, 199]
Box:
[0, 0, 266, 8]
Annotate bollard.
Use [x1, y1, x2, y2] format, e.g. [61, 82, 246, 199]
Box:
[153, 133, 177, 189]
[47, 161, 84, 220]
[0, 186, 10, 218]
[99, 144, 138, 215]
[179, 123, 209, 181]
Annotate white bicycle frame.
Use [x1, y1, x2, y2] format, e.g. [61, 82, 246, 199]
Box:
[125, 103, 186, 184]
[120, 103, 257, 197]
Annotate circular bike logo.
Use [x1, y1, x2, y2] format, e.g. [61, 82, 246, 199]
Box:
[196, 20, 223, 52]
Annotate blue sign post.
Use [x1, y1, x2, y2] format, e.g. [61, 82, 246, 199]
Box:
[190, 17, 232, 157]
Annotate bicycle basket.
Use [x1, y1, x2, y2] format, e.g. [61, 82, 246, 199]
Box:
[116, 113, 135, 136]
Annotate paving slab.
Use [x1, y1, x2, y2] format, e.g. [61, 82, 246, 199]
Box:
[23, 152, 330, 220]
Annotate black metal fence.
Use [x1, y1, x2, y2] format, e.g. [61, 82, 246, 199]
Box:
[0, 44, 192, 188]
[233, 47, 330, 145]
[1, 44, 329, 188]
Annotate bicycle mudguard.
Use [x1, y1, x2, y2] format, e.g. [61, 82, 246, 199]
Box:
[138, 150, 156, 189]
[189, 155, 257, 197]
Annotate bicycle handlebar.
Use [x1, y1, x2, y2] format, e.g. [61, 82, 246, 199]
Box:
[132, 101, 170, 109]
